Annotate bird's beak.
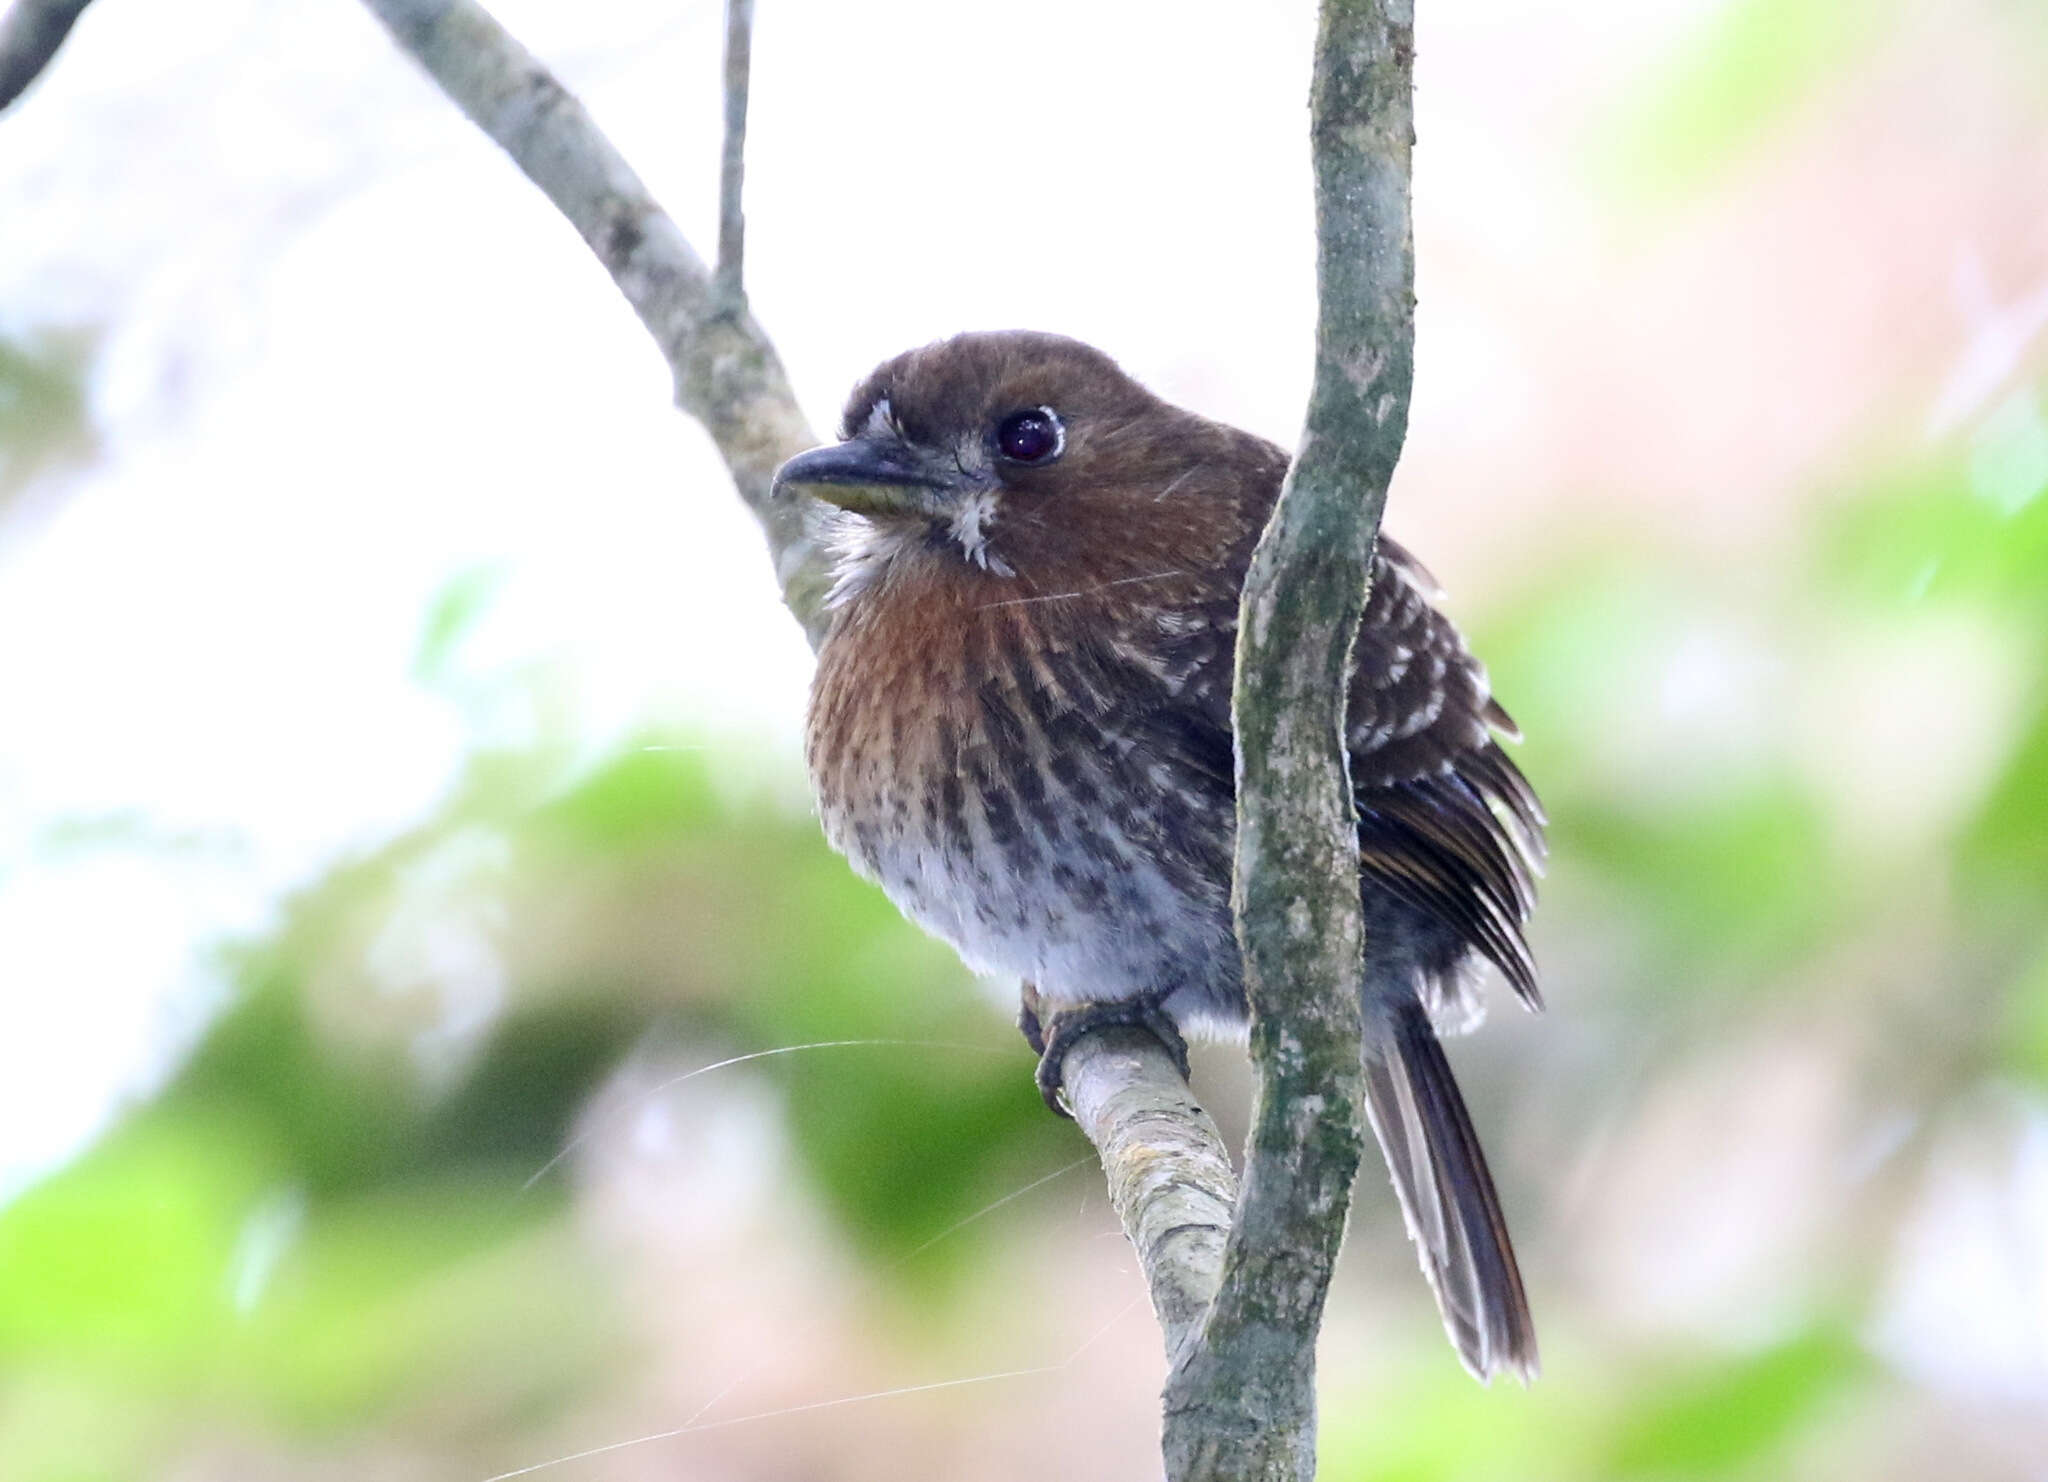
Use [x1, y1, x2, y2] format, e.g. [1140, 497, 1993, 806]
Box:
[771, 437, 961, 518]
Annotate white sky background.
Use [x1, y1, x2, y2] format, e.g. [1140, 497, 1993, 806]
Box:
[0, 0, 1714, 1196]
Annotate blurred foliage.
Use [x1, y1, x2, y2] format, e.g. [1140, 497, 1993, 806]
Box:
[1599, 0, 1900, 203]
[1324, 1328, 1869, 1482]
[7, 5, 2048, 1479]
[0, 689, 1065, 1472]
[1816, 408, 2048, 925]
[7, 370, 2048, 1480]
[530, 744, 1065, 1258]
[13, 383, 2044, 1474]
[1476, 553, 1850, 994]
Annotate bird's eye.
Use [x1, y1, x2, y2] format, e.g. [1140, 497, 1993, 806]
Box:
[995, 407, 1064, 466]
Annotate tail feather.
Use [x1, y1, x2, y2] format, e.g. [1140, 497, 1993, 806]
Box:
[1361, 999, 1538, 1382]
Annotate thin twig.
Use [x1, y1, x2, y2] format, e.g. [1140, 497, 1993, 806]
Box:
[0, 0, 94, 113]
[713, 0, 752, 312]
[357, 0, 833, 645]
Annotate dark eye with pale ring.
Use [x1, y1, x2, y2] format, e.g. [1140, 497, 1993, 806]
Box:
[995, 407, 1064, 466]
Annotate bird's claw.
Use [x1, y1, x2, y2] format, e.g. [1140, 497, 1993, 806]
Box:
[1028, 992, 1191, 1119]
[1017, 981, 1048, 1058]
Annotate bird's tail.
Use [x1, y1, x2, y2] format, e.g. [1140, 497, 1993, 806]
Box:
[1361, 997, 1538, 1382]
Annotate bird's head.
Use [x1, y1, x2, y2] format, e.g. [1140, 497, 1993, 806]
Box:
[773, 331, 1251, 594]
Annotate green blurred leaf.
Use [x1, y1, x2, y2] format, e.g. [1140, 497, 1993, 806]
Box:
[538, 743, 724, 851]
[1818, 448, 2048, 621]
[0, 1115, 270, 1373]
[1324, 1330, 1863, 1482]
[167, 974, 425, 1199]
[233, 1187, 614, 1431]
[414, 999, 645, 1179]
[1320, 1348, 1595, 1482]
[1817, 382, 2048, 640]
[0, 1370, 170, 1482]
[1570, 780, 1843, 988]
[1598, 1329, 1865, 1478]
[1961, 686, 2048, 915]
[1599, 0, 1897, 203]
[0, 1092, 614, 1444]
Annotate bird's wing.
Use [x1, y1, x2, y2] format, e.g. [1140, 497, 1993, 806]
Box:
[1348, 537, 1546, 1008]
[1132, 535, 1546, 1009]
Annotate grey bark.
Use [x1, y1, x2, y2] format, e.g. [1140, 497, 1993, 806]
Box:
[1061, 1028, 1239, 1365]
[713, 0, 752, 313]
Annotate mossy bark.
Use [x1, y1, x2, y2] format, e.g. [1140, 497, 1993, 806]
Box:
[1162, 4, 1416, 1479]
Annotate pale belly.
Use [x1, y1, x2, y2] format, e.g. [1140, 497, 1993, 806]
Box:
[812, 746, 1248, 1036]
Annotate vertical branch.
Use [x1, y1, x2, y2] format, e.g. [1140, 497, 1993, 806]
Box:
[713, 0, 752, 312]
[1162, 3, 1415, 1479]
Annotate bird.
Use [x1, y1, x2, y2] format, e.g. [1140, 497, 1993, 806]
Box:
[772, 330, 1546, 1381]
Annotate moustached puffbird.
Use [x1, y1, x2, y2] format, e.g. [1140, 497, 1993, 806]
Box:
[774, 331, 1546, 1380]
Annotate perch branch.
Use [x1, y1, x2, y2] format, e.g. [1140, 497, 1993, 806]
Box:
[0, 0, 95, 114]
[1061, 1028, 1238, 1364]
[357, 0, 833, 644]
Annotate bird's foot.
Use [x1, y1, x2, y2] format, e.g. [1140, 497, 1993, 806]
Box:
[1029, 991, 1191, 1119]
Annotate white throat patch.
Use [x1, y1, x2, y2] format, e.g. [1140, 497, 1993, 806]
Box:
[946, 489, 1013, 576]
[817, 411, 1017, 600]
